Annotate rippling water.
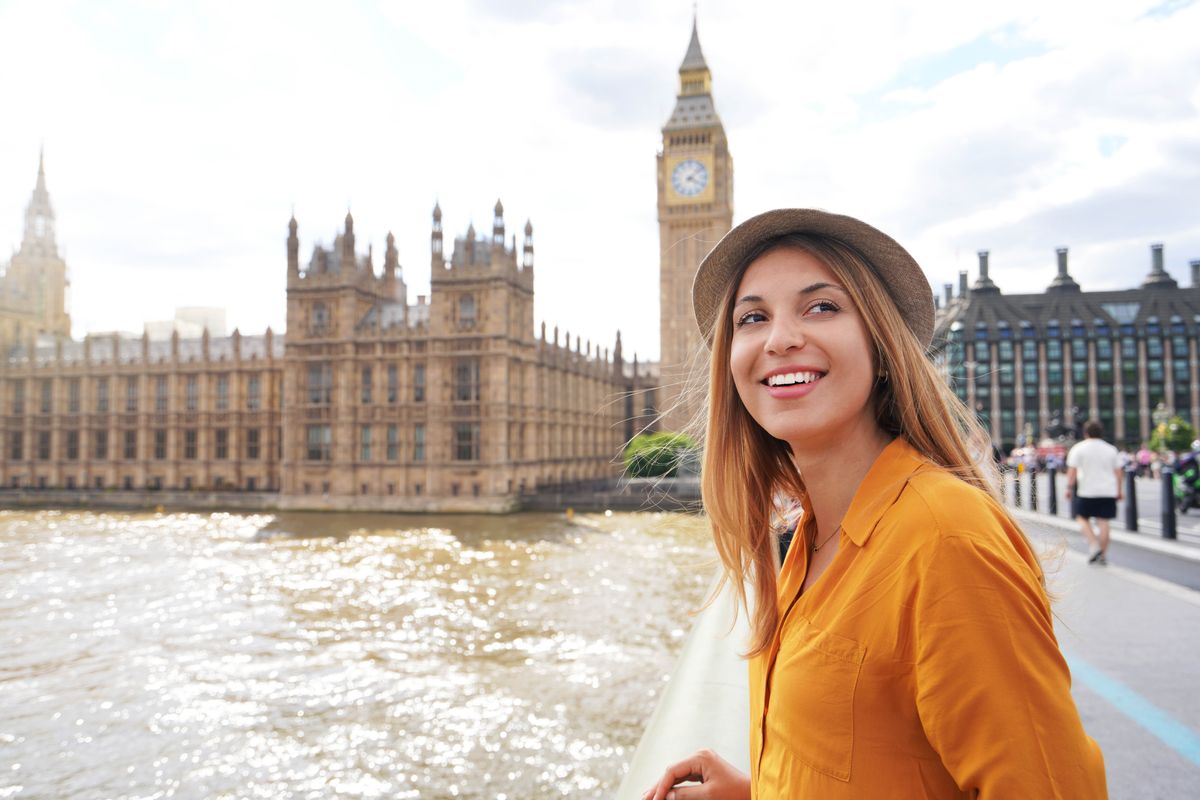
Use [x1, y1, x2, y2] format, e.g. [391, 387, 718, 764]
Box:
[0, 509, 714, 799]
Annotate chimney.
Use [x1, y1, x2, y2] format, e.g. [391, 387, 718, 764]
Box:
[1142, 242, 1178, 289]
[972, 249, 999, 294]
[934, 293, 941, 311]
[943, 283, 953, 306]
[958, 270, 968, 299]
[1191, 260, 1200, 288]
[1048, 247, 1081, 293]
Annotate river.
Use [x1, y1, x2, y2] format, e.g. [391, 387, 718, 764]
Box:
[0, 509, 714, 799]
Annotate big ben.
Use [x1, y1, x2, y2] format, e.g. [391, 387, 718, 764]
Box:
[657, 19, 733, 432]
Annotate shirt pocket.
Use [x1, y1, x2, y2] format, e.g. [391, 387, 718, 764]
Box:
[768, 615, 866, 782]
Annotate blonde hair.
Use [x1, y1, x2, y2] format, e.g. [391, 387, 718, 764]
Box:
[699, 234, 1025, 657]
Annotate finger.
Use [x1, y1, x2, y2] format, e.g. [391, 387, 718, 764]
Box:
[667, 785, 710, 800]
[647, 757, 707, 799]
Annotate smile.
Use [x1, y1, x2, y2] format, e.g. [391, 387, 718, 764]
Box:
[764, 370, 824, 387]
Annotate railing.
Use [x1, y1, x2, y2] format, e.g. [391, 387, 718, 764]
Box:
[616, 574, 750, 799]
[1000, 464, 1194, 544]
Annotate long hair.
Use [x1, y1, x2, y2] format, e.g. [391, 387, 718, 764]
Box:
[700, 233, 1024, 657]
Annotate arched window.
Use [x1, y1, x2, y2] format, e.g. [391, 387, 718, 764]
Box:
[458, 295, 476, 329]
[311, 302, 329, 333]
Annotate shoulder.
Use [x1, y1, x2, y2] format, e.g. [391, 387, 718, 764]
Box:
[883, 467, 1042, 581]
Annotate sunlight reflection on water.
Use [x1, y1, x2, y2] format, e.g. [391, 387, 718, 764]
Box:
[0, 509, 713, 798]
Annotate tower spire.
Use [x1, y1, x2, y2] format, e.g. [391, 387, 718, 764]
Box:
[681, 13, 708, 72]
[22, 149, 57, 257]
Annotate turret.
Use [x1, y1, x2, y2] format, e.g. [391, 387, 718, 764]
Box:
[343, 211, 355, 266]
[493, 199, 505, 247]
[522, 219, 534, 270]
[287, 213, 299, 275]
[431, 202, 444, 268]
[385, 231, 399, 290]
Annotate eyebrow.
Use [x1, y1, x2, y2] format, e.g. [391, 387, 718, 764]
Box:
[733, 282, 847, 308]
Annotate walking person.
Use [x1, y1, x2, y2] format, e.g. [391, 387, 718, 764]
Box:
[642, 209, 1106, 799]
[1066, 420, 1124, 565]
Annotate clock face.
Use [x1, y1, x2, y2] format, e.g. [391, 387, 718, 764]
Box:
[671, 159, 709, 197]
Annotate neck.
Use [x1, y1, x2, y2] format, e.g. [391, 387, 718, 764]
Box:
[791, 420, 893, 539]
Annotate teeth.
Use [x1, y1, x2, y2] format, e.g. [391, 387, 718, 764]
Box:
[767, 371, 820, 387]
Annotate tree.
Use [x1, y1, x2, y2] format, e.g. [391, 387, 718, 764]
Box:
[622, 432, 697, 478]
[1149, 415, 1196, 454]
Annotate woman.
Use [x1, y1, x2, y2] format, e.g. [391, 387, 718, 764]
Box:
[644, 210, 1106, 799]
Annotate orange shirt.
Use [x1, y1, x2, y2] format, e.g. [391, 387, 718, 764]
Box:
[749, 438, 1107, 798]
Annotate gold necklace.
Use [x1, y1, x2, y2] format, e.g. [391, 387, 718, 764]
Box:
[811, 525, 842, 554]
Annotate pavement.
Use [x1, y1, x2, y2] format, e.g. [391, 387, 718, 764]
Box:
[1011, 511, 1200, 798]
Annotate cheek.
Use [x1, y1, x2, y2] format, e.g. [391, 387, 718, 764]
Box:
[728, 339, 758, 395]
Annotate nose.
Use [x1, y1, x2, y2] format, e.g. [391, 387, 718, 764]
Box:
[763, 316, 806, 355]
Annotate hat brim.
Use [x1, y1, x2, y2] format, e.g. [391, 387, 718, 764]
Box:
[692, 208, 934, 348]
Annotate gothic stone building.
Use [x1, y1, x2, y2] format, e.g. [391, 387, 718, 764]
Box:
[932, 246, 1200, 450]
[0, 161, 643, 511]
[657, 20, 733, 432]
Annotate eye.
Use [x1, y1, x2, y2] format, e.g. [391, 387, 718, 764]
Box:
[806, 300, 841, 315]
[735, 310, 767, 328]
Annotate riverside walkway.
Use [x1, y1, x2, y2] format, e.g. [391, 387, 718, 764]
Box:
[618, 497, 1200, 799]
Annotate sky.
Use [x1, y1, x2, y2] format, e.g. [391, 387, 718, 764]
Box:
[1, 0, 1198, 361]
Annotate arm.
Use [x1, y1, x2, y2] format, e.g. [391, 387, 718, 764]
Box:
[1065, 466, 1078, 500]
[914, 535, 1107, 798]
[1114, 466, 1125, 501]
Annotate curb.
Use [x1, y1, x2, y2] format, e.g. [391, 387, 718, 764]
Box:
[1010, 508, 1200, 564]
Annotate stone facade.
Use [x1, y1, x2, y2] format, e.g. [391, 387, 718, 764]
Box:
[0, 162, 653, 510]
[657, 20, 733, 433]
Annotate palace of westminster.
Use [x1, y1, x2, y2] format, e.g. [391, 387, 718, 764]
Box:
[2, 23, 1197, 509]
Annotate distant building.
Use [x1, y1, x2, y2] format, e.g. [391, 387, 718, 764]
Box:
[145, 308, 226, 341]
[0, 159, 648, 510]
[0, 150, 70, 348]
[932, 246, 1200, 450]
[657, 20, 733, 432]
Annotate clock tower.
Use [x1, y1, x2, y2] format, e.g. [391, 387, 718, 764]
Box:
[657, 18, 733, 432]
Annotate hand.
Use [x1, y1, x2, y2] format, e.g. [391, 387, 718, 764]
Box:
[642, 749, 750, 800]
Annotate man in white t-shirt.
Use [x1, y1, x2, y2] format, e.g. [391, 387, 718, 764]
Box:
[1065, 420, 1125, 565]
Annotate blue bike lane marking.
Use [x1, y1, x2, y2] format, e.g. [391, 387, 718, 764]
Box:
[1066, 650, 1200, 768]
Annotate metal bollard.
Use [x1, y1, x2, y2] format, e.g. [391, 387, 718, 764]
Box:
[1161, 466, 1177, 540]
[1014, 466, 1023, 507]
[1124, 469, 1138, 532]
[1048, 467, 1058, 516]
[1029, 468, 1039, 512]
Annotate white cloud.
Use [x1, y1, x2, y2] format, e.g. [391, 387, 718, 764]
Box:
[1, 0, 1198, 357]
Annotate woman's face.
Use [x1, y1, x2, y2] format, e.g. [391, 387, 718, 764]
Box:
[728, 246, 883, 454]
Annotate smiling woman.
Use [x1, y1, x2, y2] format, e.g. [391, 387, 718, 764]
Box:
[644, 209, 1108, 799]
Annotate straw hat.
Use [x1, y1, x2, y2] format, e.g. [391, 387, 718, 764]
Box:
[691, 208, 934, 348]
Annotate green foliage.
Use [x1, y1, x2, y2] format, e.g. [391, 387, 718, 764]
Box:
[623, 432, 697, 478]
[1149, 415, 1196, 453]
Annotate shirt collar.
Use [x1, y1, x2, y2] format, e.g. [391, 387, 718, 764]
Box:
[840, 437, 930, 548]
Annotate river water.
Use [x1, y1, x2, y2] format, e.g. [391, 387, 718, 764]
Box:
[0, 509, 715, 799]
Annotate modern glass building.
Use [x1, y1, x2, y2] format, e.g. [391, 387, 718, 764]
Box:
[931, 245, 1200, 450]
